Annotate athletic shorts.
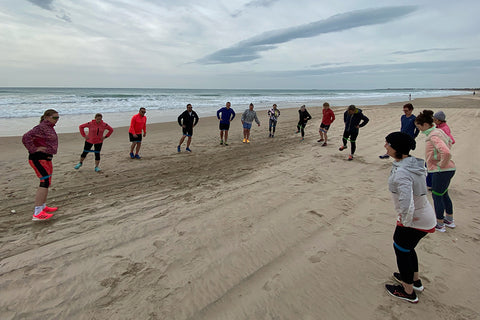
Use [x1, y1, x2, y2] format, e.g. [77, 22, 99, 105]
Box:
[320, 123, 331, 131]
[182, 126, 193, 137]
[28, 152, 53, 188]
[129, 132, 142, 142]
[219, 123, 230, 131]
[243, 122, 252, 129]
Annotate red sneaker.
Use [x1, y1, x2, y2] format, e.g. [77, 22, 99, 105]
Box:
[32, 211, 54, 221]
[43, 206, 58, 212]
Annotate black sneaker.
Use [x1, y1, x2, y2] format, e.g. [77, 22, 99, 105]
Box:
[385, 284, 418, 303]
[393, 272, 424, 292]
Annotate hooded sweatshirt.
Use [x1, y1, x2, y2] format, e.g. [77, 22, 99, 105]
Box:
[422, 127, 455, 173]
[388, 156, 436, 231]
[343, 108, 369, 131]
[241, 109, 260, 125]
[79, 120, 114, 144]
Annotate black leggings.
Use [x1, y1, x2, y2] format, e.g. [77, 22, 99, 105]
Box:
[393, 226, 428, 284]
[81, 142, 103, 161]
[297, 121, 307, 137]
[342, 129, 359, 154]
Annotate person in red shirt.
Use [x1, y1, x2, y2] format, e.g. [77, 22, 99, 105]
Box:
[74, 113, 114, 172]
[318, 102, 335, 146]
[129, 107, 147, 159]
[22, 109, 60, 221]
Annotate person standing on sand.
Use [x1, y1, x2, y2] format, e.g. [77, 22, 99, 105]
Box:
[415, 110, 456, 232]
[241, 103, 260, 143]
[74, 113, 114, 172]
[177, 104, 199, 152]
[433, 111, 455, 144]
[267, 104, 280, 138]
[22, 109, 60, 221]
[217, 102, 235, 146]
[129, 107, 147, 159]
[339, 105, 369, 161]
[380, 103, 419, 159]
[383, 132, 436, 303]
[295, 105, 312, 141]
[318, 102, 335, 146]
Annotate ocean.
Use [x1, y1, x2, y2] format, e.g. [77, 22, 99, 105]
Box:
[0, 87, 470, 136]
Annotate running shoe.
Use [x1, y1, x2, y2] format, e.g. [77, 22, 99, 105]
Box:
[246, 139, 250, 143]
[385, 284, 418, 303]
[269, 134, 272, 138]
[317, 139, 324, 142]
[271, 134, 274, 138]
[134, 154, 141, 159]
[43, 206, 58, 212]
[348, 154, 354, 161]
[130, 152, 135, 159]
[322, 143, 327, 147]
[95, 167, 101, 172]
[32, 211, 54, 221]
[74, 162, 82, 170]
[177, 145, 181, 152]
[243, 138, 246, 143]
[393, 272, 424, 292]
[224, 142, 229, 146]
[435, 224, 446, 232]
[379, 154, 390, 159]
[186, 147, 192, 152]
[220, 140, 223, 145]
[443, 219, 456, 228]
[295, 131, 299, 134]
[339, 146, 347, 151]
[300, 138, 304, 141]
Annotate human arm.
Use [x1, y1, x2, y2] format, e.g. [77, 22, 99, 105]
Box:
[104, 123, 114, 139]
[79, 122, 88, 139]
[254, 112, 260, 125]
[178, 112, 184, 127]
[193, 112, 199, 127]
[230, 109, 236, 121]
[358, 114, 369, 128]
[394, 171, 415, 227]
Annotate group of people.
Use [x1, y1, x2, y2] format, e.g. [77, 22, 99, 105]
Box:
[22, 102, 457, 306]
[380, 104, 456, 303]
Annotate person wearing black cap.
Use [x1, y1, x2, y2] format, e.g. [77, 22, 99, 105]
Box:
[339, 105, 369, 160]
[383, 132, 436, 303]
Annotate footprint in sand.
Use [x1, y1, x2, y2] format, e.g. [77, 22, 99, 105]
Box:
[308, 250, 327, 263]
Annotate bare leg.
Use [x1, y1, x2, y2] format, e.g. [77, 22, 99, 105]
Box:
[178, 135, 186, 146]
[130, 142, 136, 154]
[34, 187, 49, 207]
[186, 136, 192, 148]
[135, 142, 141, 154]
[224, 130, 229, 143]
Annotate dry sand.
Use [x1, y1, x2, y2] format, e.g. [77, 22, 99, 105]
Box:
[1, 95, 480, 320]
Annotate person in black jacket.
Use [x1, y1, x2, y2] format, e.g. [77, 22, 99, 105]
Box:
[295, 105, 312, 141]
[339, 105, 369, 160]
[177, 104, 199, 152]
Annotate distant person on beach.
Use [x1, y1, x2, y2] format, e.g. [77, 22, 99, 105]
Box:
[177, 104, 199, 152]
[295, 105, 312, 141]
[129, 107, 147, 159]
[217, 102, 236, 146]
[415, 110, 456, 232]
[241, 103, 260, 143]
[339, 105, 369, 161]
[74, 113, 113, 172]
[318, 102, 335, 146]
[380, 103, 419, 159]
[22, 109, 60, 221]
[383, 131, 436, 303]
[267, 104, 280, 138]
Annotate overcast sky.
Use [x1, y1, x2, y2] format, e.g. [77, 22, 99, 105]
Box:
[1, 0, 479, 89]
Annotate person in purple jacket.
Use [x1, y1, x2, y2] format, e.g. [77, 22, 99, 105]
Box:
[22, 109, 60, 221]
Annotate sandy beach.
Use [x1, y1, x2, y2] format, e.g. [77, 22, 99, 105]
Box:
[1, 95, 479, 319]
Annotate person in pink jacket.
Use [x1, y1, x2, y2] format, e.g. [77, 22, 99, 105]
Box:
[415, 110, 456, 232]
[22, 109, 60, 221]
[74, 113, 113, 172]
[433, 111, 455, 144]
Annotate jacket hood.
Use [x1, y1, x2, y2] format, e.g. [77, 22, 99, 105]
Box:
[392, 156, 426, 176]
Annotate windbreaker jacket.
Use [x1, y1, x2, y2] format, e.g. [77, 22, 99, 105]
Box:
[22, 120, 58, 155]
[343, 108, 369, 131]
[321, 108, 335, 125]
[423, 127, 455, 173]
[178, 110, 199, 127]
[217, 107, 236, 124]
[436, 122, 455, 144]
[79, 120, 114, 144]
[388, 156, 436, 231]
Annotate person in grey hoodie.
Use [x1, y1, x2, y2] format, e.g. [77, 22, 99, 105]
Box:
[241, 103, 260, 143]
[383, 132, 436, 304]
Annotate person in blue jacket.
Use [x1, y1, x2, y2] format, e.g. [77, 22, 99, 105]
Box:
[216, 102, 236, 146]
[339, 105, 369, 161]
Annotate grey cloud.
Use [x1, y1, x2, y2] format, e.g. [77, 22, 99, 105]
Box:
[201, 6, 418, 64]
[26, 0, 54, 11]
[231, 0, 280, 18]
[263, 59, 480, 78]
[392, 48, 462, 55]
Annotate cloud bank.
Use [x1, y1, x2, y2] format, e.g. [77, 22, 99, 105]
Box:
[26, 0, 71, 22]
[199, 6, 418, 65]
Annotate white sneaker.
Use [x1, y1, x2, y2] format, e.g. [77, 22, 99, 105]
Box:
[443, 219, 456, 228]
[435, 224, 446, 232]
